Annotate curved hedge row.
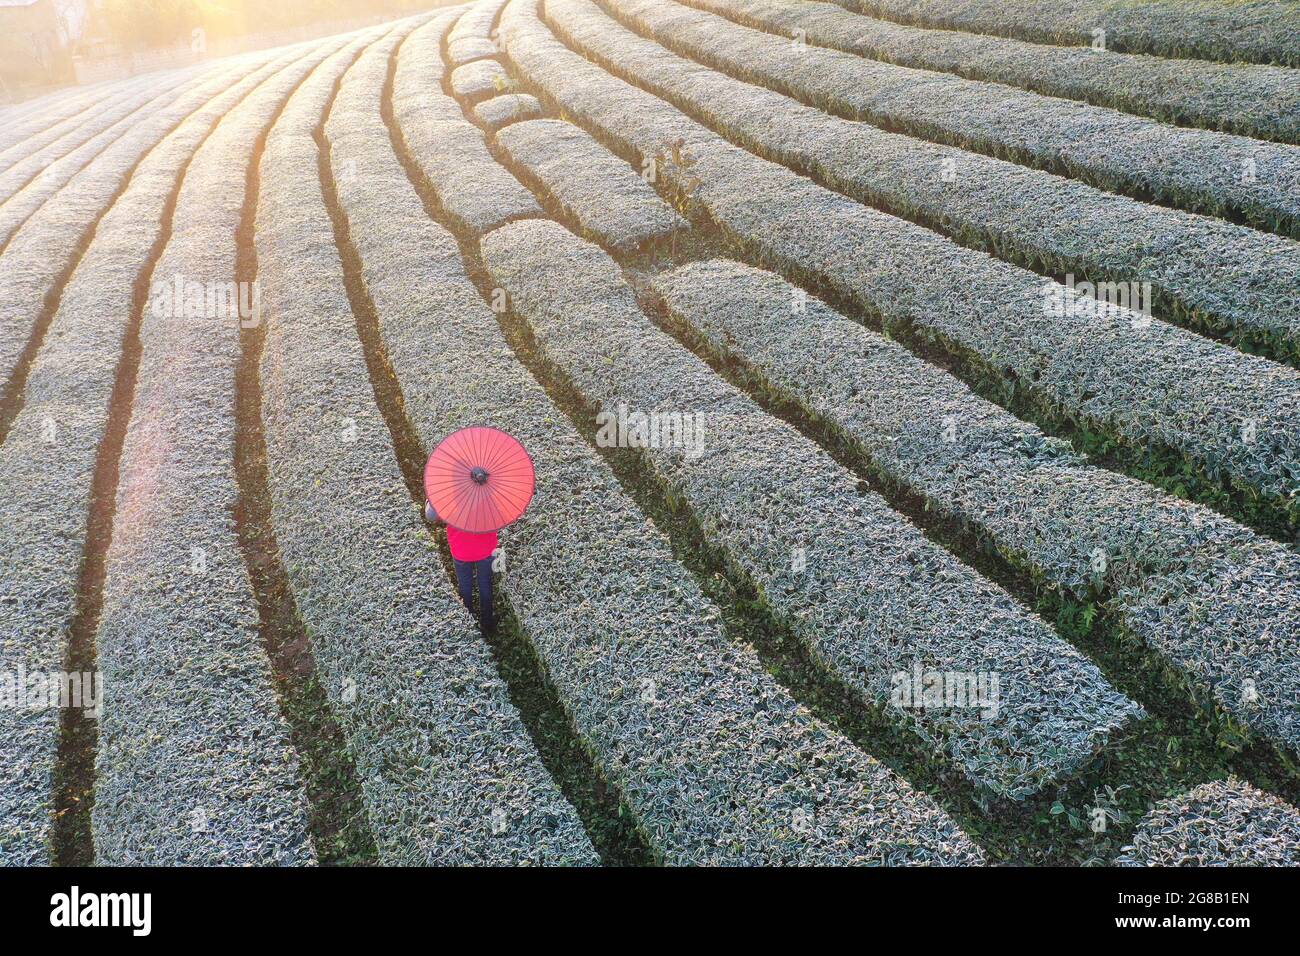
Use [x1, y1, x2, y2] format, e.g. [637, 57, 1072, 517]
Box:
[0, 90, 108, 160]
[257, 12, 599, 866]
[843, 0, 1300, 68]
[504, 0, 1300, 538]
[473, 93, 542, 131]
[377, 12, 985, 862]
[495, 118, 684, 251]
[483, 218, 1142, 801]
[392, 16, 540, 234]
[684, 156, 1300, 525]
[683, 0, 1300, 144]
[90, 34, 356, 867]
[1116, 780, 1300, 866]
[450, 58, 516, 102]
[447, 0, 505, 64]
[0, 80, 101, 127]
[0, 51, 291, 384]
[449, 0, 508, 46]
[577, 0, 1300, 359]
[0, 36, 332, 870]
[579, 0, 1300, 239]
[0, 72, 192, 202]
[0, 68, 244, 250]
[501, 0, 704, 153]
[449, 37, 499, 65]
[0, 73, 161, 168]
[655, 260, 1300, 757]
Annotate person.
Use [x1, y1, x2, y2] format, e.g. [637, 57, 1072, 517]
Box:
[425, 499, 497, 634]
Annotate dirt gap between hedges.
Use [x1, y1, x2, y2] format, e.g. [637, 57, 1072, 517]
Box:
[232, 42, 380, 866]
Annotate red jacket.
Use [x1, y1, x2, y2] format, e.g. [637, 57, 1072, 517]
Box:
[446, 525, 498, 562]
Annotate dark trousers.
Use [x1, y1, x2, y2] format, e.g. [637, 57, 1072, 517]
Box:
[453, 556, 494, 631]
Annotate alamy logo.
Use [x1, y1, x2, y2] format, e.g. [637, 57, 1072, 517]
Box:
[891, 662, 1000, 720]
[1042, 273, 1152, 327]
[594, 403, 706, 458]
[149, 273, 260, 327]
[1, 664, 102, 717]
[50, 887, 151, 936]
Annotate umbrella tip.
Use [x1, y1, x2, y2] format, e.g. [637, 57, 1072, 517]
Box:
[470, 466, 489, 485]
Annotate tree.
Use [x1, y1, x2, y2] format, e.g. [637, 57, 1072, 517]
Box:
[98, 0, 200, 50]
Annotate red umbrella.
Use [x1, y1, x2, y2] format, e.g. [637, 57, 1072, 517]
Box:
[423, 426, 535, 533]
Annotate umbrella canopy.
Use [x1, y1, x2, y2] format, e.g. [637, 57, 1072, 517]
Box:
[423, 426, 536, 533]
